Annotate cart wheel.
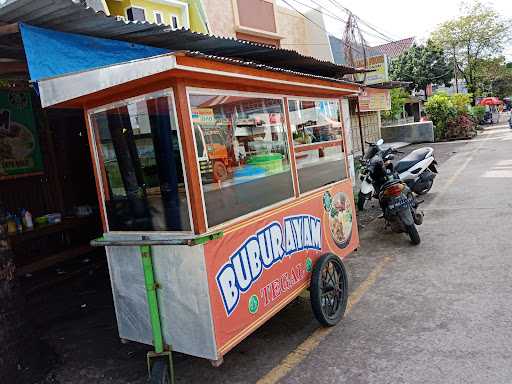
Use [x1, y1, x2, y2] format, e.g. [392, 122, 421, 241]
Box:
[310, 253, 348, 327]
[150, 360, 171, 384]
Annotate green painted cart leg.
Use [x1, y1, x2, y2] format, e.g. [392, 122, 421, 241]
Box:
[140, 245, 175, 384]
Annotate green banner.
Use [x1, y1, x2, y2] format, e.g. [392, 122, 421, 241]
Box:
[0, 90, 43, 178]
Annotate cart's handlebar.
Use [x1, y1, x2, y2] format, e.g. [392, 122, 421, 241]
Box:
[91, 232, 223, 247]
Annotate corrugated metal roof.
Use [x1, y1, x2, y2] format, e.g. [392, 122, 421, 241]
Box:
[0, 0, 365, 79]
[184, 52, 360, 87]
[368, 81, 411, 89]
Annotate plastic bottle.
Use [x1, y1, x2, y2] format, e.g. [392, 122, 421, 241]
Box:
[22, 210, 34, 230]
[6, 214, 16, 235]
[14, 215, 22, 233]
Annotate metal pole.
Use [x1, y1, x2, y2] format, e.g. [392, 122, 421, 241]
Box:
[356, 97, 365, 156]
[453, 50, 459, 93]
[140, 245, 164, 354]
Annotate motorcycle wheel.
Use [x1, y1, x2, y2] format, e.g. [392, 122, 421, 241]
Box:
[406, 224, 421, 245]
[416, 180, 433, 195]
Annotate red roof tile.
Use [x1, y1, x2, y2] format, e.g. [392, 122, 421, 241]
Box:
[371, 37, 415, 58]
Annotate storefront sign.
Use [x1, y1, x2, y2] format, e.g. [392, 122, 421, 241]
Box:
[358, 88, 391, 112]
[191, 108, 215, 124]
[205, 181, 359, 354]
[355, 54, 389, 85]
[0, 91, 43, 179]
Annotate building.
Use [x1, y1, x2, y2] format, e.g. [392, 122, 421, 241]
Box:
[201, 0, 333, 61]
[101, 0, 209, 33]
[371, 37, 415, 60]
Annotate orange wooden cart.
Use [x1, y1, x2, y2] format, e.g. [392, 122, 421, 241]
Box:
[39, 52, 362, 383]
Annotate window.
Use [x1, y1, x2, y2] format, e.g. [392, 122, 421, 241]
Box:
[288, 99, 347, 193]
[154, 11, 164, 25]
[188, 91, 294, 227]
[126, 7, 146, 22]
[90, 91, 191, 232]
[235, 0, 277, 34]
[170, 14, 180, 29]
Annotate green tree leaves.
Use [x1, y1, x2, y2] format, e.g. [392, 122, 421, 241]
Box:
[390, 40, 452, 97]
[431, 1, 512, 97]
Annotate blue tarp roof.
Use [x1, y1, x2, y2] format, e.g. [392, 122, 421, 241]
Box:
[19, 23, 170, 81]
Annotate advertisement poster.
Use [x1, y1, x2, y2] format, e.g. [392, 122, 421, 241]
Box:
[358, 88, 391, 112]
[204, 181, 359, 355]
[0, 90, 43, 179]
[354, 54, 389, 85]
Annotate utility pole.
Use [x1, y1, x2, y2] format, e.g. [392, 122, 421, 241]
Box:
[453, 49, 459, 93]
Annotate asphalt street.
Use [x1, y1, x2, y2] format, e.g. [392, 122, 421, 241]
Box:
[275, 125, 512, 384]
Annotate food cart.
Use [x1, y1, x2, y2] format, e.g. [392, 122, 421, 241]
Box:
[36, 50, 361, 383]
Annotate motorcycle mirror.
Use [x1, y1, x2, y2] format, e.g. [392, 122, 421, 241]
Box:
[376, 139, 384, 146]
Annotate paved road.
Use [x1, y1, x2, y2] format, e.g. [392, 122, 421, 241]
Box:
[33, 126, 512, 384]
[276, 125, 512, 384]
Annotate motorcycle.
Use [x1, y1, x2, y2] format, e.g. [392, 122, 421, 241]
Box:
[358, 139, 423, 245]
[358, 140, 437, 211]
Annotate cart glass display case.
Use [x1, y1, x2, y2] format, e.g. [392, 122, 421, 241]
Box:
[89, 90, 191, 232]
[288, 99, 347, 194]
[188, 90, 294, 228]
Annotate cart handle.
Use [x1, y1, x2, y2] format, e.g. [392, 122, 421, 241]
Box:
[90, 232, 223, 247]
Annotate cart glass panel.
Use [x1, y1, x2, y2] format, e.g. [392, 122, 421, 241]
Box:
[89, 91, 191, 231]
[188, 92, 294, 227]
[288, 99, 347, 193]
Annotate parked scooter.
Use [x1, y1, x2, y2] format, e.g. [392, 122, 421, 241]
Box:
[358, 139, 423, 244]
[358, 140, 437, 211]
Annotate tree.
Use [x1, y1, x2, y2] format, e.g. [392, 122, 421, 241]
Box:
[431, 1, 512, 97]
[474, 57, 512, 98]
[381, 88, 409, 121]
[390, 40, 452, 98]
[424, 92, 456, 139]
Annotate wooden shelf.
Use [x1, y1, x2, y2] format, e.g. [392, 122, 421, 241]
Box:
[17, 243, 94, 276]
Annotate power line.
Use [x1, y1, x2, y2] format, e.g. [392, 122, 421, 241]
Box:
[281, 0, 363, 56]
[323, 0, 398, 42]
[283, 0, 387, 54]
[281, 0, 329, 36]
[293, 0, 395, 44]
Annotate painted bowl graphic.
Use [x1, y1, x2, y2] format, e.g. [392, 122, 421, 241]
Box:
[0, 122, 35, 160]
[323, 191, 353, 249]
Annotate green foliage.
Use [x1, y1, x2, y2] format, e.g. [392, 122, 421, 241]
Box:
[470, 105, 486, 122]
[425, 92, 479, 139]
[445, 113, 477, 139]
[475, 57, 512, 99]
[390, 40, 452, 96]
[451, 93, 473, 113]
[381, 88, 409, 120]
[431, 1, 512, 97]
[424, 93, 456, 139]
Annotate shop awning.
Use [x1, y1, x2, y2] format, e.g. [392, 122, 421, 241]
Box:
[19, 23, 169, 82]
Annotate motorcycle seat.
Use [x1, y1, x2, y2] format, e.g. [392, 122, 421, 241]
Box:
[395, 147, 432, 174]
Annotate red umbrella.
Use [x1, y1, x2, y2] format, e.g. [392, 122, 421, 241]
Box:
[478, 97, 502, 106]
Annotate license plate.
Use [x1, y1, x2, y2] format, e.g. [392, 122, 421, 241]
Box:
[389, 197, 409, 210]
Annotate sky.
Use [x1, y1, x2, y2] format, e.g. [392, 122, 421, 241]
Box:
[278, 0, 512, 60]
